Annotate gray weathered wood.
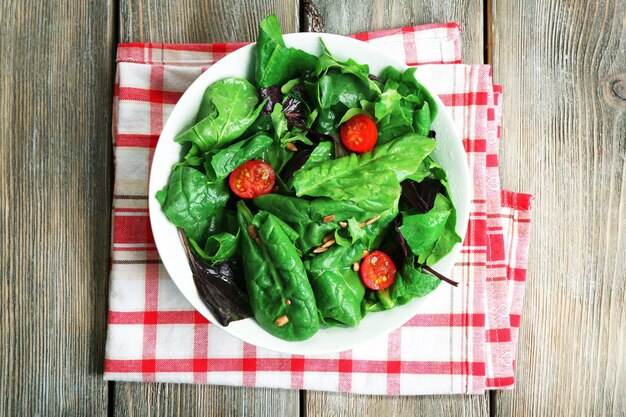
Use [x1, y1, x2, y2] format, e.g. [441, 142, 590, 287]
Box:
[304, 0, 484, 64]
[114, 383, 299, 417]
[120, 0, 299, 43]
[305, 392, 489, 417]
[113, 2, 301, 416]
[0, 0, 114, 415]
[491, 0, 626, 416]
[302, 2, 489, 416]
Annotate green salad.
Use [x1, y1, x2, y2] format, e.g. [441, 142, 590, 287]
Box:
[156, 15, 462, 341]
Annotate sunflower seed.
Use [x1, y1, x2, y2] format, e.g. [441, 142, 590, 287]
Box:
[274, 315, 289, 326]
[365, 215, 381, 225]
[321, 238, 336, 248]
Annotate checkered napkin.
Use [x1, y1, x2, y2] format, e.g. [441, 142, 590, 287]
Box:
[104, 23, 534, 395]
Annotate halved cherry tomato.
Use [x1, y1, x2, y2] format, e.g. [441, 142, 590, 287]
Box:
[340, 114, 378, 153]
[360, 250, 396, 290]
[229, 160, 275, 199]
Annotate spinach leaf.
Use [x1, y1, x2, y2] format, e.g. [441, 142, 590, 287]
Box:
[244, 113, 274, 136]
[376, 263, 441, 309]
[413, 101, 431, 136]
[347, 217, 366, 242]
[176, 78, 264, 152]
[271, 102, 289, 138]
[359, 204, 399, 250]
[156, 165, 229, 243]
[259, 140, 293, 174]
[301, 141, 334, 169]
[318, 71, 376, 109]
[180, 143, 204, 167]
[399, 68, 438, 122]
[373, 88, 402, 122]
[423, 209, 462, 266]
[292, 133, 435, 211]
[253, 194, 372, 253]
[338, 107, 370, 124]
[304, 242, 367, 326]
[314, 107, 337, 134]
[369, 66, 439, 144]
[380, 66, 438, 122]
[207, 134, 273, 180]
[255, 15, 318, 87]
[237, 202, 320, 341]
[393, 264, 441, 301]
[317, 40, 381, 94]
[189, 231, 239, 264]
[252, 210, 299, 245]
[283, 141, 334, 188]
[399, 193, 452, 262]
[376, 107, 415, 144]
[271, 103, 312, 146]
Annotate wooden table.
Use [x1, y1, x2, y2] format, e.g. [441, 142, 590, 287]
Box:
[1, 0, 625, 415]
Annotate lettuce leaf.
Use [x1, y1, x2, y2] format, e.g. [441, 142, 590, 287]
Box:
[292, 134, 435, 211]
[175, 78, 263, 152]
[255, 15, 318, 87]
[156, 165, 229, 243]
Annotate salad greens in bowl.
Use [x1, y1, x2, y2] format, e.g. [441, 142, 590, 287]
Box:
[149, 15, 471, 354]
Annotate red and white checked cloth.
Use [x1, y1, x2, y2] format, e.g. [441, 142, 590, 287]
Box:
[105, 23, 534, 395]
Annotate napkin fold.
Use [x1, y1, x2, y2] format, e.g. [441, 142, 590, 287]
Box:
[105, 23, 533, 395]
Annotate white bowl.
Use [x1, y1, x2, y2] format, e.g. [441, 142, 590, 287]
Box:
[149, 33, 471, 355]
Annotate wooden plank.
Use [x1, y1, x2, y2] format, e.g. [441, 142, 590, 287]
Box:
[491, 0, 626, 416]
[113, 384, 299, 417]
[302, 1, 489, 416]
[0, 0, 114, 415]
[119, 0, 299, 43]
[113, 2, 300, 416]
[305, 393, 489, 417]
[303, 0, 485, 63]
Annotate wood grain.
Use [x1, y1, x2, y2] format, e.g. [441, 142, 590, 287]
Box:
[491, 0, 626, 416]
[119, 0, 299, 43]
[304, 0, 485, 64]
[0, 0, 114, 415]
[113, 383, 299, 417]
[302, 2, 488, 416]
[113, 2, 301, 416]
[305, 393, 489, 417]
